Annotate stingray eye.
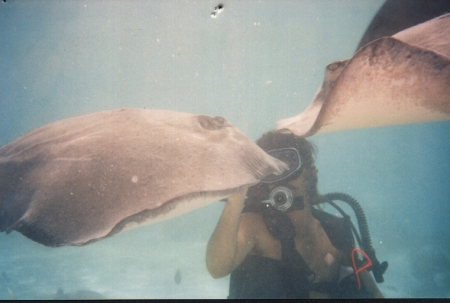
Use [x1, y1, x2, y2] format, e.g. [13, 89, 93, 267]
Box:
[328, 62, 341, 71]
[198, 115, 226, 130]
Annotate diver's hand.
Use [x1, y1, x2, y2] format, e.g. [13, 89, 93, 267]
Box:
[227, 186, 248, 206]
[207, 185, 249, 278]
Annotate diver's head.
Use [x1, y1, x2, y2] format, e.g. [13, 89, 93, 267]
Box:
[246, 130, 319, 212]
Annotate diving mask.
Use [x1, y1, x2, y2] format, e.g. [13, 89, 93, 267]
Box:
[261, 148, 302, 183]
[262, 186, 304, 212]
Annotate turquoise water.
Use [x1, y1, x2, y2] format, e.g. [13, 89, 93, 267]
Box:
[1, 0, 449, 298]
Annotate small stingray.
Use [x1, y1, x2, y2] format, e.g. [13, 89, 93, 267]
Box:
[277, 13, 450, 137]
[175, 269, 181, 285]
[0, 108, 287, 247]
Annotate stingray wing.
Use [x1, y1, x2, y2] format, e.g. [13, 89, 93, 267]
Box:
[0, 109, 287, 246]
[277, 13, 450, 137]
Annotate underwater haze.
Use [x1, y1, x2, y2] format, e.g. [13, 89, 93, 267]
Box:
[1, 0, 449, 299]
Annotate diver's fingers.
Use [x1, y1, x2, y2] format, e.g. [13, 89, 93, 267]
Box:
[227, 186, 248, 205]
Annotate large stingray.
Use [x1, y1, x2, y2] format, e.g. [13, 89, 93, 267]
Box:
[0, 108, 287, 247]
[276, 13, 450, 137]
[356, 0, 450, 51]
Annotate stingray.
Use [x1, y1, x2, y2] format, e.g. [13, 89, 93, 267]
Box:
[276, 13, 450, 137]
[0, 108, 287, 247]
[356, 0, 450, 51]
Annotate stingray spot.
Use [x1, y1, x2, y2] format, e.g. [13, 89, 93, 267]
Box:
[131, 176, 139, 183]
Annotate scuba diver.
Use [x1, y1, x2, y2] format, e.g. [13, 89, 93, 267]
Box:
[206, 130, 386, 298]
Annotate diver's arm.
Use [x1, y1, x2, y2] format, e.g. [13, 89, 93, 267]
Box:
[206, 187, 255, 278]
[360, 270, 384, 298]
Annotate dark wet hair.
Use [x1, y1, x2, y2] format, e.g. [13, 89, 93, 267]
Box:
[256, 130, 316, 169]
[245, 130, 319, 211]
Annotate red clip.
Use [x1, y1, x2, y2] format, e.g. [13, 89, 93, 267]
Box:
[351, 247, 373, 290]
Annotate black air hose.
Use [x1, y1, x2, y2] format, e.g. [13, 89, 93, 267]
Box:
[323, 193, 371, 249]
[322, 192, 388, 283]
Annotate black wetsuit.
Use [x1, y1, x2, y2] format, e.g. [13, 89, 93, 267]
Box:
[228, 207, 373, 299]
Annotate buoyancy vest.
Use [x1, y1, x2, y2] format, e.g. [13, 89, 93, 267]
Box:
[228, 205, 373, 299]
